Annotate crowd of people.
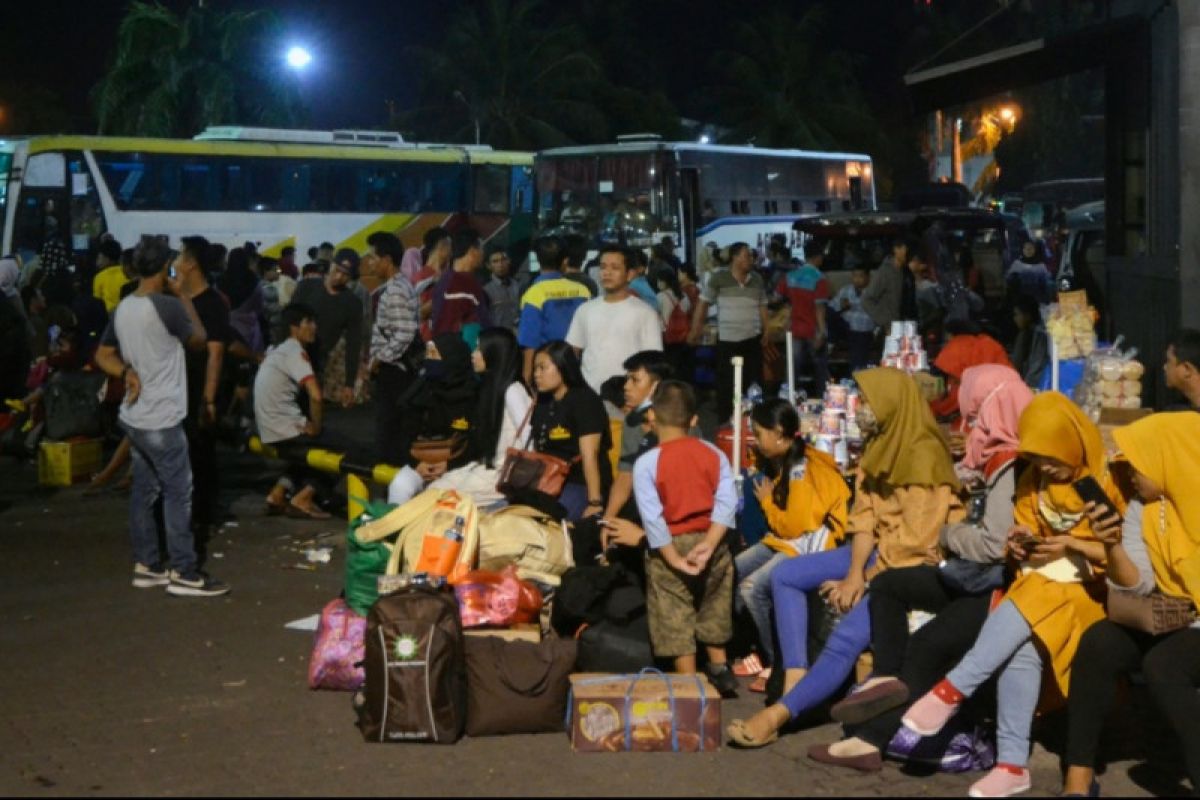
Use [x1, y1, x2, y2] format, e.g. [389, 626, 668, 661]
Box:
[1, 223, 1198, 796]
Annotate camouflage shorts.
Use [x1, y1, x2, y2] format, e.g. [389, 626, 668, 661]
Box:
[644, 532, 733, 659]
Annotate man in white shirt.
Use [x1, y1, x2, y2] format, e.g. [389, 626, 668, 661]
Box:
[566, 244, 663, 392]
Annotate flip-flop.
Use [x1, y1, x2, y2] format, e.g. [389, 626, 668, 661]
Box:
[733, 653, 764, 677]
[748, 675, 769, 693]
[285, 503, 332, 520]
[726, 719, 779, 748]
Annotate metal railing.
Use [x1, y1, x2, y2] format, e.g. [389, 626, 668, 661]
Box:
[247, 436, 399, 521]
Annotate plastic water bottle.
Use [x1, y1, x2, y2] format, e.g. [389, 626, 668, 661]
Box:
[746, 382, 764, 408]
[416, 515, 465, 577]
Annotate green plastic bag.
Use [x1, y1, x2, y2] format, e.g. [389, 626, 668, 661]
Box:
[344, 499, 398, 616]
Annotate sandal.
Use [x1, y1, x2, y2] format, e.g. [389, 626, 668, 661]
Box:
[748, 674, 770, 694]
[285, 503, 332, 520]
[733, 653, 764, 677]
[726, 718, 778, 749]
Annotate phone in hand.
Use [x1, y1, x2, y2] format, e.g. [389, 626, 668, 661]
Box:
[1010, 532, 1039, 552]
[1072, 476, 1120, 522]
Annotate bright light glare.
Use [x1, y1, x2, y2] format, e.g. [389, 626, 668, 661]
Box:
[286, 46, 312, 69]
[699, 134, 710, 144]
[999, 106, 1017, 122]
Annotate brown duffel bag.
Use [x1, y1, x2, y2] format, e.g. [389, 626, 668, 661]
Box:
[464, 635, 578, 737]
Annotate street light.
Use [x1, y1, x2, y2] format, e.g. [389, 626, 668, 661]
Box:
[453, 90, 481, 146]
[285, 46, 312, 70]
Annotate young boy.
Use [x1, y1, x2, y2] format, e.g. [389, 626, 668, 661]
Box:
[830, 267, 876, 370]
[632, 380, 739, 696]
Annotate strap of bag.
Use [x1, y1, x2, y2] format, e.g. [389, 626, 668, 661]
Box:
[358, 488, 441, 542]
[623, 667, 679, 753]
[512, 401, 536, 449]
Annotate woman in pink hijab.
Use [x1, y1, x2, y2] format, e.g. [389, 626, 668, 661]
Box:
[807, 364, 1034, 774]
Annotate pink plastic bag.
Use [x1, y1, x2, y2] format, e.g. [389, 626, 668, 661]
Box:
[453, 565, 542, 628]
[308, 598, 367, 691]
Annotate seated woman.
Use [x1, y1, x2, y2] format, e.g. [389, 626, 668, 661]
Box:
[808, 364, 1033, 772]
[736, 398, 851, 693]
[727, 367, 964, 748]
[386, 328, 531, 509]
[902, 392, 1128, 799]
[928, 320, 1012, 422]
[1063, 413, 1200, 797]
[384, 333, 479, 504]
[526, 340, 612, 521]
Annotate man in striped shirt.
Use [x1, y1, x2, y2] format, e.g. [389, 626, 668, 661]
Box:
[688, 242, 771, 423]
[368, 233, 421, 465]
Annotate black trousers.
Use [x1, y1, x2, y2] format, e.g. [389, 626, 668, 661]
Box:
[849, 567, 992, 751]
[372, 363, 416, 467]
[715, 336, 763, 424]
[1066, 619, 1200, 794]
[185, 417, 219, 528]
[869, 565, 965, 677]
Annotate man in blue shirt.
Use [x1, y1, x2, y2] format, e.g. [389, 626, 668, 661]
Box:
[627, 248, 660, 308]
[517, 235, 591, 383]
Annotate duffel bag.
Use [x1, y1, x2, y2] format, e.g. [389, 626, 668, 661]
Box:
[476, 504, 574, 586]
[344, 499, 398, 616]
[358, 489, 480, 580]
[464, 635, 577, 736]
[576, 615, 655, 674]
[308, 598, 367, 691]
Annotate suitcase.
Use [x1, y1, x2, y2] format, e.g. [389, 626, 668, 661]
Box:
[358, 584, 466, 743]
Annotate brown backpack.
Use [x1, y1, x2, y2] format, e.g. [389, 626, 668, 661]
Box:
[358, 585, 466, 744]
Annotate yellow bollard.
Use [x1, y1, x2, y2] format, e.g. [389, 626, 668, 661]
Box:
[346, 473, 369, 523]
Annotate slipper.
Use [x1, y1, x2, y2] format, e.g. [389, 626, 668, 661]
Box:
[748, 675, 769, 694]
[726, 719, 778, 749]
[285, 503, 332, 520]
[733, 653, 764, 677]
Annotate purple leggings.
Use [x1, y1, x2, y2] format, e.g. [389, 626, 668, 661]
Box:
[770, 545, 877, 719]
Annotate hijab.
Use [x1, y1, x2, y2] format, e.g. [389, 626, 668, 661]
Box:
[218, 249, 260, 310]
[854, 367, 960, 489]
[958, 364, 1033, 473]
[0, 258, 19, 298]
[1113, 413, 1200, 608]
[427, 332, 476, 406]
[1016, 391, 1119, 516]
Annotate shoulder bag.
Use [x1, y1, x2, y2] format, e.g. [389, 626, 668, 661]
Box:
[496, 403, 578, 499]
[1107, 589, 1197, 636]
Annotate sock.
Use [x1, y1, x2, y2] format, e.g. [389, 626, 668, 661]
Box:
[932, 678, 964, 705]
[996, 762, 1027, 775]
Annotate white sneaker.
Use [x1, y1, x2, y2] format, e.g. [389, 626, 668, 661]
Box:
[132, 563, 170, 588]
[166, 570, 231, 597]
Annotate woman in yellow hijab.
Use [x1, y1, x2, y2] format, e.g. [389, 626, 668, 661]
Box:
[729, 368, 964, 747]
[1062, 412, 1200, 796]
[902, 392, 1126, 798]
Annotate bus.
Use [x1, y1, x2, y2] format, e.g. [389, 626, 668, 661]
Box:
[534, 136, 876, 267]
[0, 127, 535, 264]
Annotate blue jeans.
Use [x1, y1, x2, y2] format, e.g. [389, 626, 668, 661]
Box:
[945, 600, 1042, 767]
[122, 422, 197, 576]
[734, 543, 791, 667]
[771, 545, 877, 719]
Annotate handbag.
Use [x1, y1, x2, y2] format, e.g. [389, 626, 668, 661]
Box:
[1107, 589, 1197, 636]
[464, 635, 577, 736]
[410, 433, 469, 465]
[495, 403, 578, 498]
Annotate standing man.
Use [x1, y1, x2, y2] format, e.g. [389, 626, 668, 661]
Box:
[517, 234, 591, 384]
[1163, 328, 1200, 409]
[562, 234, 599, 298]
[91, 238, 128, 313]
[861, 237, 912, 340]
[368, 232, 421, 465]
[432, 228, 491, 347]
[776, 240, 830, 396]
[627, 248, 660, 308]
[95, 237, 229, 597]
[483, 244, 520, 332]
[174, 236, 233, 547]
[566, 244, 663, 393]
[291, 251, 363, 408]
[688, 241, 771, 424]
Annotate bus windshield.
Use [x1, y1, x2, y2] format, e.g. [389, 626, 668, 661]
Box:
[536, 151, 675, 247]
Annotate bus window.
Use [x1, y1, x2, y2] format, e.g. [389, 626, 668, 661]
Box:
[472, 164, 510, 214]
[536, 152, 668, 246]
[0, 150, 12, 250]
[68, 158, 104, 249]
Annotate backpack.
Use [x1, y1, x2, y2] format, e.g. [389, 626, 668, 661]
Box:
[476, 504, 574, 586]
[43, 371, 106, 440]
[664, 294, 691, 344]
[551, 563, 645, 637]
[358, 584, 467, 744]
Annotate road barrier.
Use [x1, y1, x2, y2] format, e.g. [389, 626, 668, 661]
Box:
[247, 436, 398, 521]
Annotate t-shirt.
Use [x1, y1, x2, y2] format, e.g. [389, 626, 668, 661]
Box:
[253, 337, 315, 444]
[186, 287, 233, 418]
[92, 265, 127, 313]
[831, 284, 875, 333]
[565, 295, 663, 392]
[632, 437, 737, 550]
[100, 294, 193, 431]
[628, 275, 659, 308]
[516, 271, 591, 350]
[432, 270, 491, 337]
[530, 385, 612, 489]
[776, 263, 830, 340]
[701, 269, 767, 342]
[291, 278, 363, 385]
[564, 271, 599, 298]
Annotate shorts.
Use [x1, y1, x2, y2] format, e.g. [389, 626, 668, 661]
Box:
[644, 532, 733, 658]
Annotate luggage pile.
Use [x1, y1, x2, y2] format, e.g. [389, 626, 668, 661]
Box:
[306, 488, 724, 750]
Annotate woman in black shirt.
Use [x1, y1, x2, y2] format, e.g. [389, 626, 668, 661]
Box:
[530, 340, 611, 520]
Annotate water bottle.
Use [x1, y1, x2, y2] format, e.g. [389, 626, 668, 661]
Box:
[415, 515, 465, 577]
[746, 382, 764, 408]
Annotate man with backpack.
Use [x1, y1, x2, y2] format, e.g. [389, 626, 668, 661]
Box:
[566, 245, 662, 394]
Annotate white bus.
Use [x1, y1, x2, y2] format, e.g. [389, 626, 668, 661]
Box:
[0, 128, 535, 263]
[534, 136, 875, 267]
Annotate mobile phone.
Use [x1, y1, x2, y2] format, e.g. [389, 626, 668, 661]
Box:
[168, 265, 177, 279]
[1010, 532, 1039, 551]
[1072, 476, 1120, 521]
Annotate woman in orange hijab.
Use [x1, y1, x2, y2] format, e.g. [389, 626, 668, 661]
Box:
[1063, 412, 1200, 796]
[928, 321, 1012, 421]
[902, 392, 1126, 798]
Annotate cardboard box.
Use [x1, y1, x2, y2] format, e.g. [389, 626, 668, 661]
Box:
[567, 673, 721, 753]
[38, 438, 102, 487]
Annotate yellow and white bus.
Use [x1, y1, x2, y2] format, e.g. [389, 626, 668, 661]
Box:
[0, 127, 535, 263]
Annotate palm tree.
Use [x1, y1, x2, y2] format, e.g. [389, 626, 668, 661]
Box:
[93, 1, 304, 137]
[402, 0, 607, 149]
[709, 6, 881, 154]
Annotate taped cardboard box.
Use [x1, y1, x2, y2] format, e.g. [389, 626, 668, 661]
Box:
[463, 623, 542, 643]
[567, 671, 721, 753]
